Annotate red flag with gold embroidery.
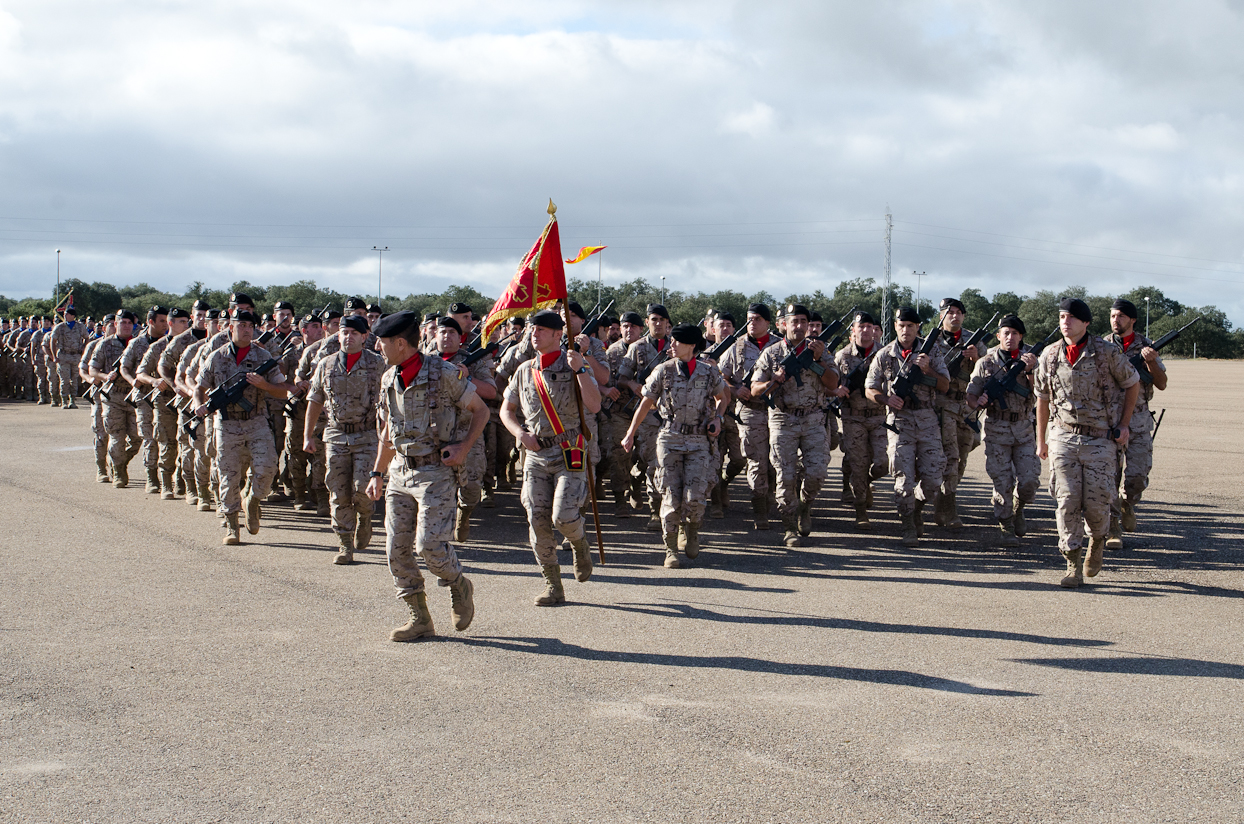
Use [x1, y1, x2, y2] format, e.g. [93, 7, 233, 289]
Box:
[480, 201, 568, 340]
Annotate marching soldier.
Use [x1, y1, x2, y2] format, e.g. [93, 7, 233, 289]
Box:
[173, 308, 218, 510]
[1034, 298, 1140, 588]
[294, 309, 342, 516]
[284, 312, 324, 510]
[1106, 298, 1166, 549]
[367, 310, 486, 641]
[30, 316, 54, 405]
[304, 315, 385, 564]
[865, 307, 951, 547]
[622, 323, 728, 568]
[12, 318, 33, 401]
[137, 307, 191, 498]
[120, 306, 169, 493]
[965, 316, 1041, 546]
[934, 298, 986, 529]
[159, 300, 210, 506]
[599, 311, 645, 517]
[80, 314, 116, 482]
[750, 304, 840, 547]
[832, 311, 888, 529]
[707, 311, 745, 518]
[500, 309, 601, 605]
[617, 304, 674, 531]
[89, 310, 142, 487]
[717, 303, 779, 530]
[49, 307, 90, 408]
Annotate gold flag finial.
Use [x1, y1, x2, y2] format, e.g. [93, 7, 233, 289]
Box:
[547, 198, 557, 216]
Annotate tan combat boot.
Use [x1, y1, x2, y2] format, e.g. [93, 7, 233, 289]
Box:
[798, 498, 812, 537]
[683, 521, 701, 560]
[146, 468, 160, 494]
[752, 495, 770, 531]
[571, 537, 593, 581]
[292, 489, 309, 511]
[945, 491, 963, 530]
[355, 510, 372, 551]
[1121, 499, 1137, 532]
[96, 457, 110, 484]
[708, 485, 725, 519]
[900, 512, 919, 547]
[1085, 536, 1105, 578]
[645, 510, 662, 532]
[534, 564, 566, 605]
[198, 495, 214, 512]
[114, 463, 129, 489]
[1060, 549, 1084, 588]
[662, 531, 683, 569]
[454, 505, 473, 543]
[449, 575, 475, 631]
[782, 512, 802, 548]
[854, 502, 871, 530]
[613, 489, 631, 519]
[1105, 515, 1123, 550]
[334, 532, 355, 565]
[999, 517, 1020, 548]
[316, 488, 330, 517]
[1013, 502, 1027, 537]
[913, 501, 927, 538]
[390, 591, 436, 641]
[223, 512, 241, 545]
[245, 493, 261, 535]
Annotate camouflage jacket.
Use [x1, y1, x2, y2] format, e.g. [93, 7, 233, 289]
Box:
[504, 350, 591, 442]
[718, 333, 779, 408]
[29, 329, 47, 366]
[966, 344, 1036, 419]
[642, 357, 725, 436]
[88, 335, 135, 404]
[1034, 334, 1139, 433]
[79, 337, 102, 380]
[834, 342, 885, 415]
[160, 328, 206, 383]
[865, 337, 952, 416]
[1108, 332, 1163, 418]
[49, 321, 90, 363]
[753, 337, 838, 413]
[138, 336, 175, 404]
[197, 342, 285, 421]
[619, 335, 672, 391]
[307, 348, 385, 444]
[380, 354, 477, 460]
[120, 330, 160, 386]
[935, 330, 989, 414]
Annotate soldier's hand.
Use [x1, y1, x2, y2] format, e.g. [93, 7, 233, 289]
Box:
[155, 378, 172, 393]
[773, 367, 786, 384]
[809, 339, 826, 359]
[1021, 353, 1038, 370]
[1141, 346, 1159, 363]
[621, 432, 635, 453]
[603, 386, 621, 401]
[832, 385, 849, 398]
[245, 373, 269, 389]
[886, 394, 905, 411]
[194, 403, 209, 418]
[519, 432, 541, 452]
[574, 333, 590, 352]
[366, 476, 384, 501]
[706, 417, 721, 437]
[567, 350, 586, 372]
[303, 437, 317, 454]
[441, 442, 468, 467]
[295, 380, 311, 394]
[107, 370, 119, 381]
[915, 353, 931, 370]
[964, 347, 980, 363]
[1037, 441, 1048, 460]
[734, 384, 752, 401]
[1114, 425, 1130, 446]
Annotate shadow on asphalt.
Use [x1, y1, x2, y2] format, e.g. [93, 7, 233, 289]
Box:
[1011, 654, 1244, 678]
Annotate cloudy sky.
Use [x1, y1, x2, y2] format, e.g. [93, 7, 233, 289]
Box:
[2, 1, 1242, 322]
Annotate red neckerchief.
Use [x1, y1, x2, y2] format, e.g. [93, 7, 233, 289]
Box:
[654, 337, 667, 353]
[855, 343, 873, 358]
[900, 346, 914, 359]
[1122, 333, 1135, 351]
[346, 351, 361, 372]
[1065, 334, 1089, 366]
[793, 338, 809, 355]
[950, 329, 962, 344]
[684, 358, 697, 376]
[399, 353, 422, 387]
[754, 333, 770, 349]
[1008, 348, 1022, 360]
[235, 344, 250, 365]
[440, 350, 457, 361]
[539, 350, 560, 369]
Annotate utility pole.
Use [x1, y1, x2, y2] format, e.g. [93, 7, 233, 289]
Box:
[372, 246, 388, 309]
[1145, 296, 1150, 337]
[661, 275, 666, 305]
[882, 207, 892, 343]
[911, 270, 927, 314]
[54, 249, 61, 311]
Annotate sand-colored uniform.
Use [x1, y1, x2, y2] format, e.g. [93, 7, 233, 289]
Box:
[835, 343, 889, 500]
[444, 348, 496, 508]
[49, 320, 89, 402]
[139, 336, 180, 494]
[865, 338, 951, 515]
[89, 335, 141, 474]
[966, 345, 1040, 520]
[178, 337, 213, 501]
[379, 354, 476, 598]
[598, 338, 637, 498]
[1107, 332, 1163, 513]
[29, 328, 52, 403]
[619, 335, 673, 512]
[121, 330, 161, 484]
[718, 334, 779, 497]
[935, 333, 989, 496]
[642, 357, 725, 532]
[1033, 335, 1139, 555]
[308, 348, 385, 541]
[294, 339, 330, 496]
[80, 338, 109, 472]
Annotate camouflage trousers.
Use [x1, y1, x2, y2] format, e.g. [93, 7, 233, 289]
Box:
[34, 360, 52, 403]
[739, 404, 772, 496]
[91, 397, 108, 469]
[283, 409, 310, 497]
[179, 411, 211, 500]
[520, 446, 587, 566]
[887, 408, 945, 516]
[633, 418, 661, 511]
[101, 401, 140, 473]
[457, 438, 486, 508]
[841, 411, 889, 500]
[826, 410, 840, 451]
[483, 415, 517, 488]
[214, 417, 278, 516]
[938, 406, 980, 496]
[153, 402, 179, 492]
[599, 408, 633, 496]
[55, 360, 80, 402]
[385, 460, 463, 598]
[714, 411, 744, 478]
[769, 409, 829, 516]
[656, 433, 713, 532]
[325, 439, 378, 536]
[1113, 420, 1154, 516]
[1047, 426, 1117, 554]
[982, 418, 1040, 519]
[136, 403, 158, 478]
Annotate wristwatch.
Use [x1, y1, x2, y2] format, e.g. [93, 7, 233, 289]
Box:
[576, 366, 589, 374]
[368, 470, 383, 478]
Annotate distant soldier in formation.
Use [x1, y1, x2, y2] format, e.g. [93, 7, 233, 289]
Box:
[120, 306, 169, 493]
[89, 310, 142, 487]
[717, 303, 779, 530]
[934, 298, 986, 529]
[49, 307, 90, 408]
[138, 307, 191, 498]
[80, 313, 116, 482]
[599, 311, 645, 517]
[832, 311, 888, 530]
[435, 315, 496, 543]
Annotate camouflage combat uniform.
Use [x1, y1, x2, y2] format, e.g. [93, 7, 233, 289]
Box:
[935, 332, 988, 511]
[89, 335, 141, 481]
[177, 335, 214, 507]
[1107, 332, 1164, 522]
[718, 333, 779, 522]
[598, 337, 637, 510]
[139, 335, 179, 495]
[835, 343, 889, 503]
[49, 319, 90, 406]
[966, 345, 1040, 523]
[619, 334, 673, 521]
[79, 338, 109, 478]
[444, 347, 496, 512]
[30, 327, 52, 404]
[121, 329, 162, 490]
[292, 338, 329, 507]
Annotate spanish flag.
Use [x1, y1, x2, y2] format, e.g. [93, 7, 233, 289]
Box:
[480, 201, 569, 341]
[565, 245, 606, 265]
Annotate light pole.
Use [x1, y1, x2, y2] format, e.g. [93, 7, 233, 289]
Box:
[55, 249, 61, 311]
[911, 270, 927, 313]
[661, 275, 666, 305]
[373, 246, 388, 308]
[1144, 296, 1150, 338]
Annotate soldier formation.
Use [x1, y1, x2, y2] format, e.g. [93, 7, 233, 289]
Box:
[2, 289, 1170, 639]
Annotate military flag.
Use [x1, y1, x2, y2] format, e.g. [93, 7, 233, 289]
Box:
[480, 200, 568, 340]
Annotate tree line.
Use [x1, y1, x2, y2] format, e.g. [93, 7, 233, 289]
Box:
[1, 276, 1238, 358]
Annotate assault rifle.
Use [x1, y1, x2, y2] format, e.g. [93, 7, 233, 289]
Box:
[976, 329, 1061, 410]
[758, 306, 857, 400]
[1151, 408, 1166, 441]
[889, 313, 947, 406]
[1132, 316, 1201, 384]
[184, 358, 280, 440]
[704, 326, 744, 361]
[97, 356, 126, 402]
[580, 299, 615, 339]
[462, 328, 519, 367]
[634, 341, 673, 385]
[946, 311, 1000, 378]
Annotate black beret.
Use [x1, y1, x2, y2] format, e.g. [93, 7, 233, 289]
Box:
[646, 303, 670, 320]
[273, 301, 294, 312]
[620, 311, 643, 325]
[810, 311, 823, 323]
[365, 304, 380, 314]
[448, 302, 472, 315]
[999, 315, 1026, 335]
[64, 306, 77, 316]
[116, 310, 138, 323]
[423, 312, 440, 323]
[716, 312, 735, 325]
[531, 309, 565, 330]
[206, 310, 221, 320]
[1111, 299, 1138, 319]
[324, 310, 343, 320]
[168, 307, 191, 320]
[567, 301, 587, 320]
[300, 313, 319, 325]
[508, 316, 525, 327]
[345, 297, 367, 310]
[341, 315, 370, 334]
[261, 314, 273, 324]
[1059, 298, 1092, 323]
[601, 316, 617, 327]
[148, 305, 169, 319]
[940, 297, 966, 313]
[232, 310, 260, 325]
[103, 313, 117, 323]
[373, 310, 418, 339]
[747, 303, 772, 322]
[670, 323, 705, 347]
[192, 299, 211, 312]
[437, 316, 463, 335]
[786, 303, 811, 320]
[472, 312, 481, 321]
[853, 311, 877, 326]
[895, 307, 921, 323]
[230, 292, 253, 306]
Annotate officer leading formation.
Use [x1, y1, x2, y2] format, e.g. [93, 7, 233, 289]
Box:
[10, 289, 1170, 638]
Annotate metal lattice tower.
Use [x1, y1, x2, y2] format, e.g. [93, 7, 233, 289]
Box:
[882, 207, 892, 344]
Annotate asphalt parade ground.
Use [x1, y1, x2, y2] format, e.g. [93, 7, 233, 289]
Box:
[3, 360, 1242, 823]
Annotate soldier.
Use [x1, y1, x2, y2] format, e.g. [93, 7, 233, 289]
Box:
[89, 310, 142, 487]
[192, 309, 290, 545]
[294, 310, 342, 516]
[303, 315, 386, 564]
[11, 318, 34, 401]
[622, 323, 728, 568]
[283, 312, 324, 510]
[1035, 298, 1140, 588]
[599, 311, 645, 517]
[30, 316, 54, 405]
[366, 304, 382, 329]
[49, 307, 90, 408]
[1106, 298, 1166, 549]
[264, 300, 302, 500]
[366, 310, 486, 641]
[965, 316, 1041, 546]
[500, 309, 602, 605]
[80, 314, 116, 482]
[750, 304, 839, 547]
[434, 316, 497, 543]
[0, 317, 10, 399]
[832, 311, 889, 529]
[865, 307, 951, 547]
[446, 302, 476, 339]
[159, 301, 210, 505]
[933, 298, 986, 528]
[617, 304, 674, 531]
[137, 307, 191, 499]
[707, 311, 745, 518]
[717, 303, 779, 530]
[178, 310, 223, 511]
[120, 306, 169, 493]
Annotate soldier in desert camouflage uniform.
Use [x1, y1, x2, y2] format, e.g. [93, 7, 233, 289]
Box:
[30, 316, 54, 405]
[137, 307, 190, 498]
[501, 309, 602, 606]
[1035, 298, 1140, 588]
[865, 307, 952, 547]
[831, 311, 888, 529]
[50, 307, 90, 408]
[1105, 298, 1166, 550]
[120, 306, 169, 493]
[717, 303, 779, 530]
[89, 310, 143, 487]
[623, 323, 728, 568]
[304, 315, 385, 564]
[599, 311, 645, 517]
[293, 309, 341, 515]
[281, 312, 323, 510]
[435, 315, 496, 543]
[367, 310, 486, 642]
[966, 315, 1041, 547]
[618, 304, 675, 531]
[80, 314, 116, 481]
[751, 304, 840, 548]
[933, 298, 987, 529]
[705, 311, 745, 519]
[173, 308, 218, 510]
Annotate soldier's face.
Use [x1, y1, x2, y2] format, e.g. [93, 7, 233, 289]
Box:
[339, 327, 366, 353]
[895, 320, 920, 347]
[786, 314, 809, 341]
[232, 321, 255, 347]
[368, 311, 381, 326]
[150, 314, 168, 336]
[450, 312, 472, 335]
[943, 306, 965, 330]
[746, 313, 770, 338]
[1058, 311, 1089, 341]
[206, 319, 219, 335]
[275, 309, 294, 329]
[436, 326, 461, 354]
[326, 319, 340, 336]
[1110, 309, 1134, 335]
[620, 322, 643, 343]
[714, 319, 734, 340]
[852, 321, 875, 348]
[192, 310, 207, 329]
[673, 340, 696, 361]
[169, 317, 190, 336]
[116, 318, 134, 338]
[998, 327, 1024, 351]
[647, 315, 670, 338]
[607, 323, 620, 342]
[532, 324, 562, 352]
[302, 322, 323, 343]
[808, 321, 822, 337]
